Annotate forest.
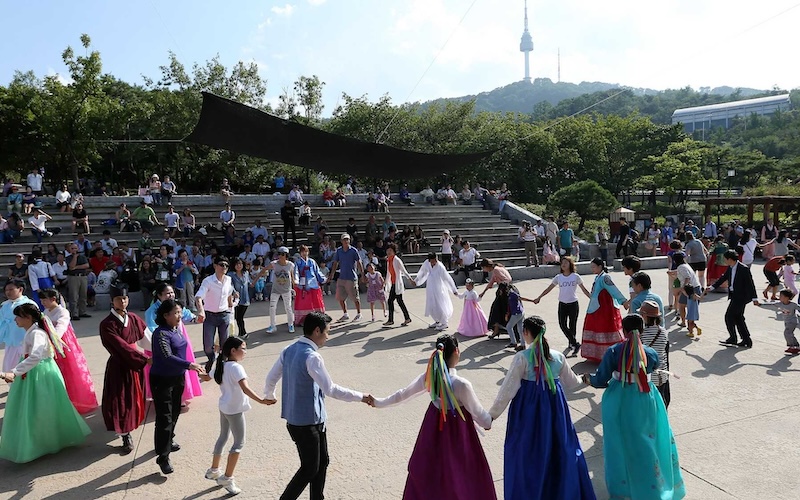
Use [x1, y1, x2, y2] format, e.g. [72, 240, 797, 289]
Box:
[1, 35, 799, 221]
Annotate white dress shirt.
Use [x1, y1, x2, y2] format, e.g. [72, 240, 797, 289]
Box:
[373, 368, 492, 430]
[263, 336, 363, 402]
[11, 325, 52, 376]
[195, 274, 235, 313]
[250, 225, 269, 240]
[459, 247, 480, 266]
[101, 237, 118, 254]
[28, 260, 55, 291]
[26, 173, 43, 192]
[52, 262, 68, 280]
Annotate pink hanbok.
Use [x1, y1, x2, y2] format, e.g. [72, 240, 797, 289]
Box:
[44, 305, 98, 414]
[457, 289, 489, 337]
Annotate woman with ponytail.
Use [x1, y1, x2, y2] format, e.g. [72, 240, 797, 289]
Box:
[40, 288, 98, 414]
[489, 316, 595, 500]
[0, 303, 90, 463]
[373, 334, 496, 499]
[202, 336, 273, 496]
[585, 314, 685, 500]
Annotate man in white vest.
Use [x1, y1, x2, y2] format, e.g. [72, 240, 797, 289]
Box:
[264, 312, 374, 500]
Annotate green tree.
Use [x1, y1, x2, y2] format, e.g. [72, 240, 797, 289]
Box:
[547, 180, 618, 232]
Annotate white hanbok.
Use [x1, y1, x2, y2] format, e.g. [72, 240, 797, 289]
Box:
[414, 260, 458, 326]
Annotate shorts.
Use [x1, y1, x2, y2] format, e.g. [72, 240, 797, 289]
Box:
[335, 279, 360, 303]
[689, 261, 706, 272]
[764, 269, 780, 287]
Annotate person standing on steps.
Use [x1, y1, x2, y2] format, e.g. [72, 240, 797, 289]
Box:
[519, 221, 539, 267]
[705, 250, 758, 348]
[280, 200, 297, 250]
[263, 312, 375, 500]
[325, 234, 364, 323]
[384, 243, 413, 326]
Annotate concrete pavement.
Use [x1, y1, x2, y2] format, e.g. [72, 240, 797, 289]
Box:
[1, 264, 799, 499]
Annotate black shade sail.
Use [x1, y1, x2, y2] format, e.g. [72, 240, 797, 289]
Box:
[183, 92, 494, 179]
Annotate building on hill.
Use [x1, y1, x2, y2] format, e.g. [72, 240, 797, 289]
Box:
[672, 94, 791, 134]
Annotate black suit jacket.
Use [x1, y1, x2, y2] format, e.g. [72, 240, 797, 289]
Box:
[712, 262, 756, 302]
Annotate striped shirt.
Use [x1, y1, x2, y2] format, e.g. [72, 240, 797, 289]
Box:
[641, 325, 669, 385]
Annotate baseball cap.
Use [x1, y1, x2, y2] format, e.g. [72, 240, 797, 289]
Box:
[277, 246, 290, 255]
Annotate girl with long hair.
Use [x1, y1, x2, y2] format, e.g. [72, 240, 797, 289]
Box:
[532, 257, 591, 355]
[40, 288, 98, 414]
[293, 245, 326, 325]
[203, 336, 273, 495]
[490, 316, 595, 500]
[585, 314, 685, 499]
[480, 258, 513, 337]
[373, 334, 496, 499]
[0, 303, 90, 463]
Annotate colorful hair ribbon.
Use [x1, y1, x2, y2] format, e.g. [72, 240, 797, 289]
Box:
[42, 315, 66, 359]
[618, 329, 650, 393]
[528, 328, 556, 394]
[424, 346, 465, 430]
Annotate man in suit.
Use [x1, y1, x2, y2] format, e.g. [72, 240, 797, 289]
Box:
[705, 250, 759, 348]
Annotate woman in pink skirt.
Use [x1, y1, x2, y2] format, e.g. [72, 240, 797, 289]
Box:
[40, 288, 98, 414]
[293, 244, 326, 326]
[456, 278, 488, 337]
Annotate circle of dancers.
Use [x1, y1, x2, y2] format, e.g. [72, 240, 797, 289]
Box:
[16, 238, 800, 499]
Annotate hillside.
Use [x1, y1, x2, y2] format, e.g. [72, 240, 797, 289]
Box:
[421, 78, 769, 123]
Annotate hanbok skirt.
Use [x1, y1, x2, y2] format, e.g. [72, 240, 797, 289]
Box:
[487, 291, 509, 330]
[602, 380, 686, 500]
[457, 300, 489, 337]
[54, 324, 98, 414]
[403, 403, 496, 500]
[581, 290, 623, 362]
[0, 357, 90, 463]
[294, 286, 325, 326]
[32, 276, 55, 310]
[505, 379, 595, 500]
[706, 255, 727, 284]
[144, 332, 202, 402]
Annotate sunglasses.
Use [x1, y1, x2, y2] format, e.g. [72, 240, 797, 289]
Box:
[216, 262, 229, 268]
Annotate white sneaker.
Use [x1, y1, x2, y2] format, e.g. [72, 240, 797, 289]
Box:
[288, 324, 295, 333]
[337, 314, 350, 323]
[353, 313, 362, 322]
[205, 468, 222, 480]
[428, 322, 440, 329]
[436, 323, 449, 331]
[266, 325, 276, 334]
[371, 315, 375, 322]
[217, 476, 242, 495]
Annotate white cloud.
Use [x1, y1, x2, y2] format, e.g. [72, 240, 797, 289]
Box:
[307, 0, 326, 5]
[271, 4, 295, 17]
[46, 67, 72, 85]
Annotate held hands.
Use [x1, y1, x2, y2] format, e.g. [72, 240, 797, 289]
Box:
[361, 394, 376, 407]
[581, 373, 591, 386]
[533, 298, 540, 305]
[189, 362, 206, 376]
[0, 372, 15, 383]
[622, 300, 631, 310]
[261, 398, 277, 405]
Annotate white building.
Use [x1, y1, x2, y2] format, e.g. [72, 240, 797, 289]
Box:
[671, 94, 791, 134]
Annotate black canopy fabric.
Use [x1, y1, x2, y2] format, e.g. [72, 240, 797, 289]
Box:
[183, 92, 494, 179]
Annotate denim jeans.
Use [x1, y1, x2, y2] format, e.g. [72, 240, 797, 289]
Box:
[202, 311, 231, 371]
[506, 313, 525, 344]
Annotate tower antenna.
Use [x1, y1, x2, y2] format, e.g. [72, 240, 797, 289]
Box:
[519, 0, 534, 83]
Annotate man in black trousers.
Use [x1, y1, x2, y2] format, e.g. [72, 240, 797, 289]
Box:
[705, 250, 759, 348]
[281, 199, 297, 250]
[263, 312, 374, 500]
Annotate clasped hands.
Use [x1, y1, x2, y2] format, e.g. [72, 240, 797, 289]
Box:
[0, 371, 15, 383]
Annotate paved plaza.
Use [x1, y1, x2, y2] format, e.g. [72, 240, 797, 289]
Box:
[1, 265, 799, 499]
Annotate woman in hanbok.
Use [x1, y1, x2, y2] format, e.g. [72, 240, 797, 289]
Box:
[40, 288, 98, 414]
[28, 250, 56, 309]
[585, 314, 685, 500]
[706, 236, 729, 287]
[144, 283, 202, 404]
[479, 258, 513, 335]
[490, 316, 595, 500]
[0, 279, 38, 373]
[293, 244, 326, 326]
[413, 253, 458, 331]
[581, 257, 626, 362]
[456, 278, 488, 337]
[0, 303, 91, 463]
[373, 334, 496, 500]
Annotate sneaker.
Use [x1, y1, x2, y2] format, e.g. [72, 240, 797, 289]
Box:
[288, 325, 295, 334]
[217, 476, 242, 495]
[505, 342, 517, 348]
[337, 314, 350, 323]
[205, 468, 222, 480]
[383, 321, 395, 326]
[266, 325, 276, 334]
[785, 347, 800, 355]
[401, 318, 412, 326]
[352, 313, 362, 322]
[371, 315, 375, 322]
[436, 323, 448, 331]
[686, 332, 695, 338]
[428, 322, 440, 329]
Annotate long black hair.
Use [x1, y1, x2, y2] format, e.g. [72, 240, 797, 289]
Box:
[214, 336, 246, 385]
[523, 315, 551, 361]
[13, 302, 47, 330]
[590, 257, 607, 273]
[435, 333, 459, 364]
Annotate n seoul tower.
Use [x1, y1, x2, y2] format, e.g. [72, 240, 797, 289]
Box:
[519, 0, 534, 83]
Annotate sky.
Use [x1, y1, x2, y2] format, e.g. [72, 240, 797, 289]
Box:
[2, 0, 799, 115]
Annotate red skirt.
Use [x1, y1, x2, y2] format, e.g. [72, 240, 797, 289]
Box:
[294, 286, 325, 325]
[706, 255, 727, 283]
[581, 290, 623, 362]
